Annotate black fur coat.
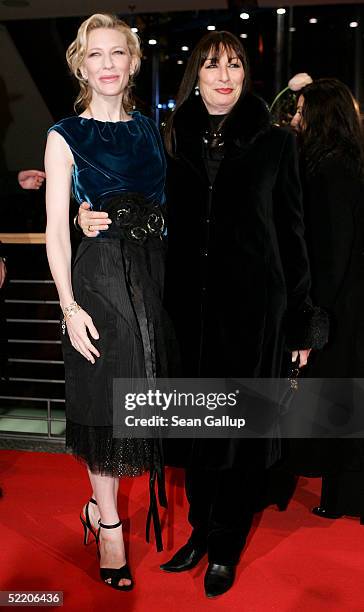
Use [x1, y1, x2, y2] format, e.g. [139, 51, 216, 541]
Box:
[163, 92, 329, 470]
[164, 92, 327, 381]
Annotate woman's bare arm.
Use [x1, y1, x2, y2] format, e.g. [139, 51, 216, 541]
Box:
[45, 130, 100, 363]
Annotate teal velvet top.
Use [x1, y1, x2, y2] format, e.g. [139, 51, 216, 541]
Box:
[48, 112, 166, 208]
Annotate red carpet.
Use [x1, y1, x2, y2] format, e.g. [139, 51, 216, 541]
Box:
[0, 450, 363, 612]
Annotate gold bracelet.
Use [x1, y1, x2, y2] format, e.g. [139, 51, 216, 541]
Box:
[61, 301, 81, 334]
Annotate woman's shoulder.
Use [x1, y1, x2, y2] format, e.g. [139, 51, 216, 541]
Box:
[133, 111, 159, 131]
[259, 125, 298, 158]
[306, 154, 364, 211]
[314, 153, 362, 183]
[133, 112, 163, 151]
[269, 125, 296, 143]
[48, 115, 83, 135]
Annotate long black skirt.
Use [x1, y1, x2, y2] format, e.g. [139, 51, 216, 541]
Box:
[62, 218, 176, 478]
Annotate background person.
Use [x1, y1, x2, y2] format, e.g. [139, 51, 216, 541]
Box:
[0, 168, 46, 379]
[0, 169, 45, 195]
[290, 78, 364, 522]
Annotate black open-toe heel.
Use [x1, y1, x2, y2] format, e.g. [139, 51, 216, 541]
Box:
[80, 497, 98, 545]
[96, 519, 134, 591]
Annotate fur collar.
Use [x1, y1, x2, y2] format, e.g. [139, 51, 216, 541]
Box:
[173, 91, 271, 154]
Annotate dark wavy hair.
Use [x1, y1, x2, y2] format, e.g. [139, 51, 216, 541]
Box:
[299, 78, 364, 176]
[164, 31, 250, 156]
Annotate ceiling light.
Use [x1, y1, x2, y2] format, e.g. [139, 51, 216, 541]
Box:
[289, 27, 296, 32]
[350, 21, 359, 28]
[148, 39, 157, 45]
[240, 33, 248, 39]
[309, 18, 318, 24]
[277, 8, 286, 15]
[131, 27, 138, 33]
[177, 60, 184, 65]
[181, 46, 189, 51]
[240, 12, 249, 20]
[207, 25, 216, 31]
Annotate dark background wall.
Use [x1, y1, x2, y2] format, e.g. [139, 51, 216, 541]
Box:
[1, 4, 364, 231]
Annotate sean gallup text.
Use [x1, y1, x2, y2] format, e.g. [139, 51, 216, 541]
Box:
[124, 415, 246, 429]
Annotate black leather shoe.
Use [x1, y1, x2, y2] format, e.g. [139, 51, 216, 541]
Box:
[204, 563, 236, 598]
[160, 539, 207, 572]
[312, 506, 343, 520]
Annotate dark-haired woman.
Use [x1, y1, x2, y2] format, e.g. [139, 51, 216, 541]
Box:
[290, 78, 364, 521]
[79, 31, 328, 597]
[159, 32, 329, 597]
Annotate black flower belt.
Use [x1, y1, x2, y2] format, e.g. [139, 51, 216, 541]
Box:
[94, 192, 165, 244]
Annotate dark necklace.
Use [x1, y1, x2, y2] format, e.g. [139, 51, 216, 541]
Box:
[203, 115, 226, 149]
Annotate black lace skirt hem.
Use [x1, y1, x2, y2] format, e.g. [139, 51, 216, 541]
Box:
[66, 419, 153, 478]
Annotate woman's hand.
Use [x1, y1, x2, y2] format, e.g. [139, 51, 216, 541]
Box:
[18, 169, 46, 190]
[78, 202, 112, 237]
[65, 308, 100, 364]
[291, 349, 311, 367]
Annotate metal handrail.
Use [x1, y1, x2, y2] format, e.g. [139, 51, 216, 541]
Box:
[6, 319, 60, 323]
[0, 396, 65, 402]
[0, 241, 65, 443]
[9, 280, 54, 284]
[6, 300, 59, 304]
[9, 359, 64, 364]
[8, 339, 61, 344]
[0, 233, 46, 244]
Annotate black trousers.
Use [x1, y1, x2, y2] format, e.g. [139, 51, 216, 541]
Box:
[185, 466, 265, 566]
[320, 470, 364, 519]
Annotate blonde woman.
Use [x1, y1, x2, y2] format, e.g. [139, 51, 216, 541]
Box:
[45, 13, 172, 590]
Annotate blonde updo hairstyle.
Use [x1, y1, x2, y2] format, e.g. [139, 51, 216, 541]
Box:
[66, 13, 142, 113]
